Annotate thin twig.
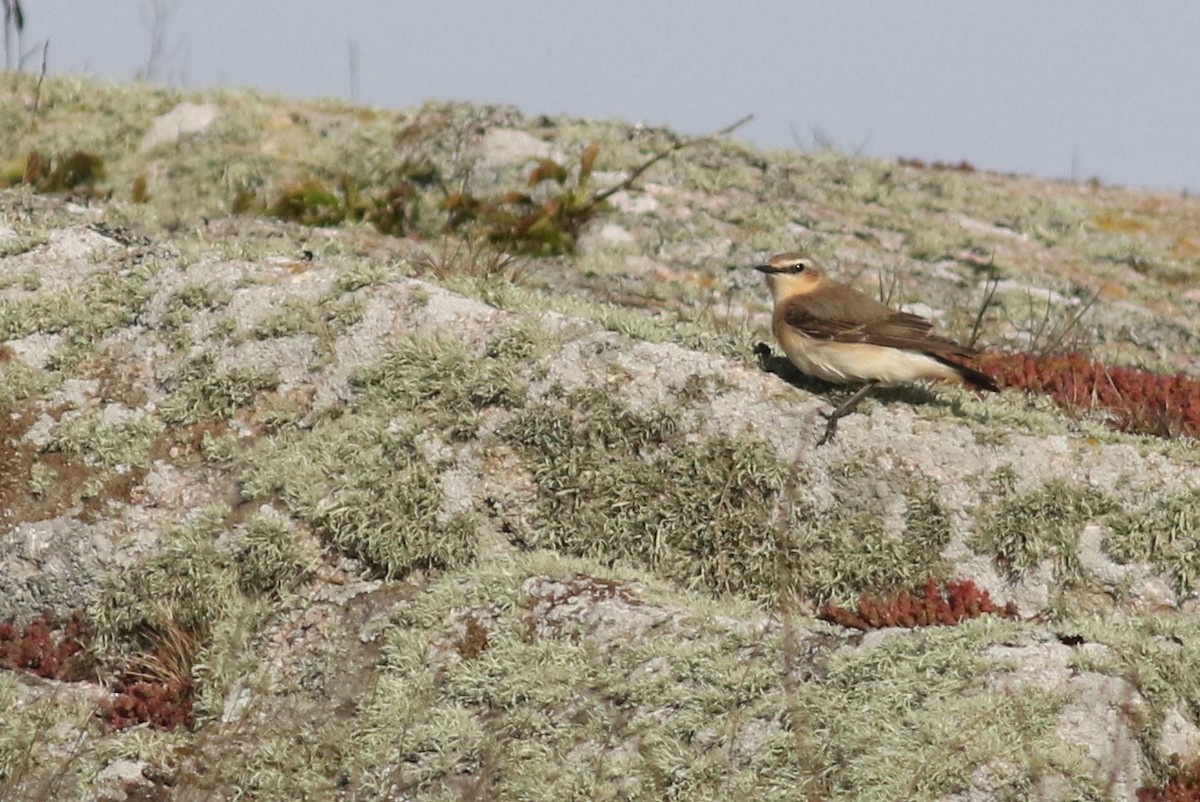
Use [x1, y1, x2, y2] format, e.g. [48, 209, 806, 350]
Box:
[968, 273, 1000, 350]
[1039, 288, 1101, 356]
[585, 113, 754, 209]
[30, 39, 46, 118]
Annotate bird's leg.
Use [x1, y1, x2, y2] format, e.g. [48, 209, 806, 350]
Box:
[816, 382, 877, 446]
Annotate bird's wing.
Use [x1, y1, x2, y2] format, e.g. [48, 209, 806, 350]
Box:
[780, 281, 976, 356]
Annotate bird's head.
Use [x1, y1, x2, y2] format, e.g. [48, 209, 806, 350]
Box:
[754, 252, 822, 301]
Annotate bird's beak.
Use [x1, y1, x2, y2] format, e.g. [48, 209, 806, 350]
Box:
[754, 264, 774, 274]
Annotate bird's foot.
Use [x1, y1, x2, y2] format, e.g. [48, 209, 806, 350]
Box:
[812, 382, 878, 447]
[815, 411, 840, 446]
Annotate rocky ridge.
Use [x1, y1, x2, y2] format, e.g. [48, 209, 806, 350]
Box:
[0, 73, 1199, 800]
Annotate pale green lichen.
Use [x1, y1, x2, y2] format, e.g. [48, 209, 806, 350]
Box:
[0, 359, 52, 408]
[1106, 489, 1200, 594]
[351, 331, 526, 438]
[972, 473, 1118, 583]
[241, 414, 476, 579]
[46, 409, 163, 468]
[502, 388, 952, 604]
[157, 351, 280, 424]
[238, 329, 532, 578]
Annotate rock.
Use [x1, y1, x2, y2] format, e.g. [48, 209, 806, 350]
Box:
[1160, 705, 1200, 762]
[576, 222, 635, 254]
[477, 128, 557, 168]
[94, 758, 153, 801]
[4, 78, 1200, 799]
[139, 102, 219, 151]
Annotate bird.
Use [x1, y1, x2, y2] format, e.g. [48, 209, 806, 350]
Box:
[754, 251, 998, 445]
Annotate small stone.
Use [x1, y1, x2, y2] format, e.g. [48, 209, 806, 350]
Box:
[1160, 706, 1200, 761]
[577, 223, 635, 254]
[477, 128, 556, 169]
[140, 102, 219, 151]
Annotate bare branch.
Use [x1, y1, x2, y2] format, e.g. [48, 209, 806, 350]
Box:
[585, 113, 754, 209]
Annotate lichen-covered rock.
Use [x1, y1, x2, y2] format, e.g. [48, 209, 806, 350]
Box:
[1, 72, 1199, 801]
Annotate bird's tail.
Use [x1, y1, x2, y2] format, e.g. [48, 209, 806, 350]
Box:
[934, 356, 1000, 392]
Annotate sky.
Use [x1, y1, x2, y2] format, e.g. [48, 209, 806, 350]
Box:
[12, 1, 1200, 193]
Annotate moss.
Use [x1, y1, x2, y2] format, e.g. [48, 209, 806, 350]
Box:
[248, 296, 320, 340]
[483, 319, 548, 363]
[76, 264, 157, 339]
[211, 315, 240, 341]
[502, 388, 777, 597]
[331, 260, 404, 294]
[1070, 612, 1200, 783]
[169, 282, 229, 312]
[329, 555, 1097, 801]
[502, 389, 955, 605]
[91, 505, 243, 643]
[0, 268, 42, 290]
[0, 359, 52, 409]
[234, 506, 312, 598]
[785, 479, 955, 605]
[0, 264, 155, 369]
[27, 462, 56, 498]
[0, 236, 47, 258]
[1106, 490, 1200, 594]
[235, 326, 537, 577]
[342, 555, 800, 800]
[157, 351, 280, 424]
[46, 410, 163, 469]
[157, 281, 233, 335]
[241, 413, 476, 579]
[793, 619, 1094, 800]
[0, 292, 79, 339]
[320, 294, 365, 328]
[351, 331, 526, 439]
[222, 726, 346, 800]
[199, 429, 241, 466]
[0, 671, 111, 794]
[971, 474, 1119, 581]
[90, 504, 285, 721]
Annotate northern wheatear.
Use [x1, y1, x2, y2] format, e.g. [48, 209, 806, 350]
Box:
[755, 251, 998, 445]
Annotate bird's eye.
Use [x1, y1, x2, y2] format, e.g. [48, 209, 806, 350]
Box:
[790, 262, 807, 273]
